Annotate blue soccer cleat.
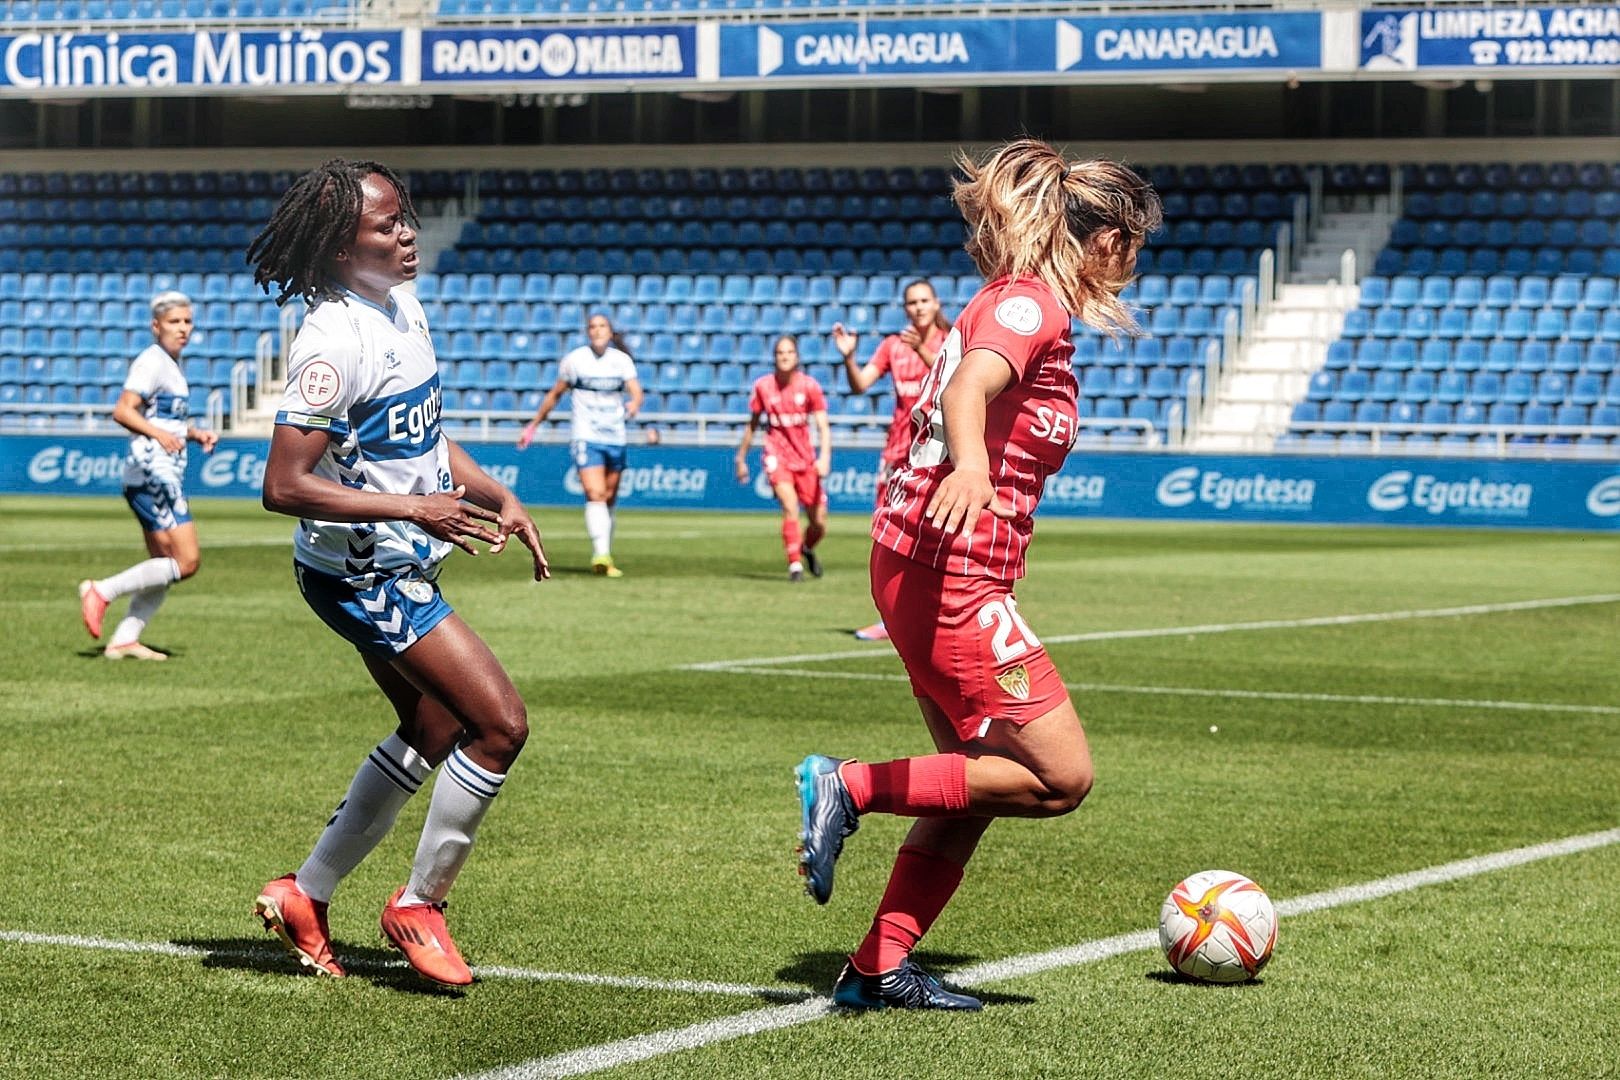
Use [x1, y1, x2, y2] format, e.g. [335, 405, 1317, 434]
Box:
[832, 958, 983, 1011]
[795, 753, 859, 904]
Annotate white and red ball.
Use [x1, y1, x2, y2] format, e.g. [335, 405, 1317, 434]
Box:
[1158, 870, 1276, 983]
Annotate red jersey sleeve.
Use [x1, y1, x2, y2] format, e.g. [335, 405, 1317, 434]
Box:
[805, 377, 827, 412]
[868, 336, 895, 376]
[963, 284, 1067, 383]
[748, 379, 765, 415]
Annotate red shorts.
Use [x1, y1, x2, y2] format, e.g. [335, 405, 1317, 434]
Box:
[765, 456, 826, 508]
[869, 542, 1068, 742]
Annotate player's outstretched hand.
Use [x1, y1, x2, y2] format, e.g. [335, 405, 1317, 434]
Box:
[925, 470, 1014, 536]
[832, 323, 858, 359]
[490, 495, 550, 581]
[191, 429, 219, 454]
[413, 485, 503, 555]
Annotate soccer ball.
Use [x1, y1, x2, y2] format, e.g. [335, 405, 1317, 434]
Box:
[1158, 870, 1276, 983]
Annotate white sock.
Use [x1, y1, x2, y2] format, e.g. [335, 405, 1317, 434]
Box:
[107, 585, 168, 648]
[296, 733, 433, 904]
[97, 557, 180, 602]
[584, 500, 612, 557]
[401, 748, 506, 906]
[607, 505, 617, 550]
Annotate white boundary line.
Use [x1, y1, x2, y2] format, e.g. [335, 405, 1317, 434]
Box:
[0, 528, 732, 556]
[677, 594, 1620, 672]
[460, 826, 1620, 1080]
[0, 930, 806, 1001]
[705, 666, 1620, 717]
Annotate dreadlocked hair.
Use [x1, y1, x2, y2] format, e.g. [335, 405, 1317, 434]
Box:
[953, 139, 1161, 337]
[246, 159, 418, 308]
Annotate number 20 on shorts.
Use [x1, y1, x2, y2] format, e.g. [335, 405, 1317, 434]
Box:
[979, 597, 1041, 664]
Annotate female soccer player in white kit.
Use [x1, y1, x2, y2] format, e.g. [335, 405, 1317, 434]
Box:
[247, 159, 548, 988]
[78, 290, 218, 660]
[516, 312, 643, 577]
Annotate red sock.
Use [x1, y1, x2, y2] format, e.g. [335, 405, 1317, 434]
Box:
[840, 755, 969, 816]
[782, 518, 803, 563]
[851, 845, 966, 975]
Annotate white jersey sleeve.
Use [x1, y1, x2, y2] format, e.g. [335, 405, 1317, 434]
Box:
[277, 314, 361, 437]
[123, 346, 166, 399]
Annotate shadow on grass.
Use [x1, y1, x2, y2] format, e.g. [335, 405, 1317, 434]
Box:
[75, 644, 183, 661]
[177, 936, 466, 997]
[1144, 969, 1266, 989]
[776, 950, 1036, 1007]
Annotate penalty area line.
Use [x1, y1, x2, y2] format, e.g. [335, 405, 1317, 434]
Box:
[677, 594, 1620, 672]
[703, 665, 1620, 717]
[457, 825, 1620, 1080]
[0, 930, 808, 1001]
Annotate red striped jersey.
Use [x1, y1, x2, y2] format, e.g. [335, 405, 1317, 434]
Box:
[871, 276, 1077, 581]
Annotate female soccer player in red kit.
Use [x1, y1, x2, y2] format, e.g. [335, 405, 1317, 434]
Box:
[833, 278, 952, 640]
[735, 335, 832, 582]
[795, 139, 1161, 1010]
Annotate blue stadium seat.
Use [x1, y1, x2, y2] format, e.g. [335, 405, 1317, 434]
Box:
[1401, 371, 1435, 402]
[1369, 370, 1402, 401]
[1554, 404, 1587, 428]
[1420, 402, 1454, 426]
[1338, 369, 1370, 402]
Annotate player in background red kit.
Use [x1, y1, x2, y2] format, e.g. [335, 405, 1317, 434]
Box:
[795, 139, 1161, 1010]
[833, 278, 952, 641]
[735, 335, 832, 582]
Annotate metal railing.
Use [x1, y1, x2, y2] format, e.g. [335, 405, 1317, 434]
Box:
[440, 408, 1162, 447]
[1282, 420, 1620, 460]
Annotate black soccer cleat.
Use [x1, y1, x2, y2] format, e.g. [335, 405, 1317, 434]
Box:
[795, 754, 858, 904]
[832, 958, 983, 1011]
[802, 547, 823, 578]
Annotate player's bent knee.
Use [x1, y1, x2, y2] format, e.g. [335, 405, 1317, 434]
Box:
[479, 702, 529, 763]
[176, 553, 201, 578]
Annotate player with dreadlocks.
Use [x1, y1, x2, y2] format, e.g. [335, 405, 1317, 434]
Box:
[248, 159, 550, 989]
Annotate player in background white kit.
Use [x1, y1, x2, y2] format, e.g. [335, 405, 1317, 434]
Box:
[77, 290, 218, 660]
[516, 312, 643, 577]
[246, 160, 549, 989]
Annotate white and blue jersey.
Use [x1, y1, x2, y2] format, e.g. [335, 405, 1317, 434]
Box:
[558, 344, 638, 447]
[274, 288, 453, 581]
[120, 343, 192, 530]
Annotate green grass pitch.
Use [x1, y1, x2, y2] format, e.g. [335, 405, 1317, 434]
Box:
[1, 494, 1617, 1079]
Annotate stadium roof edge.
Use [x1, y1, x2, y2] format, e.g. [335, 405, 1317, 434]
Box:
[5, 136, 1620, 175]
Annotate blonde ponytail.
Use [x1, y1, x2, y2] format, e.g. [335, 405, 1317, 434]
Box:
[953, 139, 1161, 336]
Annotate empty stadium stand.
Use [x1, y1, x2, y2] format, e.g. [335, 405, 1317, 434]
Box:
[1, 162, 1300, 447]
[1274, 162, 1620, 455]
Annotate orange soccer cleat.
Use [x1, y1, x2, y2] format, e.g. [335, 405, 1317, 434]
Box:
[380, 887, 473, 988]
[78, 580, 109, 640]
[255, 874, 344, 977]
